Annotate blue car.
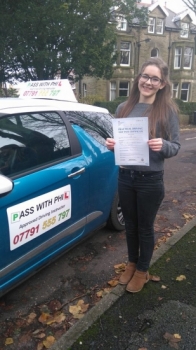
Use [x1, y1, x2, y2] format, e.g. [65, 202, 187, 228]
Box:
[0, 98, 124, 296]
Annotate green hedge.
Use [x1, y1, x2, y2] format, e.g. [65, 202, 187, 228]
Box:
[94, 97, 128, 114]
[94, 98, 196, 117]
[174, 99, 196, 116]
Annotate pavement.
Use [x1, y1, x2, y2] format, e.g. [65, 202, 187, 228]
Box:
[51, 216, 196, 350]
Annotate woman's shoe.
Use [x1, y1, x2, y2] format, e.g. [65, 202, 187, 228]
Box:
[126, 270, 149, 292]
[118, 262, 136, 285]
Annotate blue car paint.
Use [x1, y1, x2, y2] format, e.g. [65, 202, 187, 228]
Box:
[0, 126, 119, 296]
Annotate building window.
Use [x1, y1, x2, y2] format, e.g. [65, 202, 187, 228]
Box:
[180, 22, 189, 38]
[120, 41, 131, 66]
[156, 18, 164, 34]
[181, 83, 190, 101]
[183, 47, 193, 69]
[174, 47, 182, 69]
[83, 83, 87, 97]
[151, 48, 159, 57]
[174, 46, 193, 70]
[116, 16, 127, 31]
[119, 82, 129, 97]
[112, 43, 117, 66]
[172, 83, 179, 99]
[110, 82, 116, 101]
[148, 17, 155, 33]
[148, 17, 163, 34]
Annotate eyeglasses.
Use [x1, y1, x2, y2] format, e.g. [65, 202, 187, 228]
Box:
[139, 74, 162, 86]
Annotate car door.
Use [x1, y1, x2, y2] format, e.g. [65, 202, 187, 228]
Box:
[0, 109, 89, 295]
[66, 110, 119, 231]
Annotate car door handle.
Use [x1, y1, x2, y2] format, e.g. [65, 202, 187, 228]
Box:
[68, 167, 86, 178]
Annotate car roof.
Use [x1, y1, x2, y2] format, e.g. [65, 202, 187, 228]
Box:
[0, 98, 109, 115]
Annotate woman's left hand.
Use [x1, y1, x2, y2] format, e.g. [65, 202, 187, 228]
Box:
[148, 138, 163, 151]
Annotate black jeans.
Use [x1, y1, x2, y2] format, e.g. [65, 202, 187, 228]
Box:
[118, 168, 165, 272]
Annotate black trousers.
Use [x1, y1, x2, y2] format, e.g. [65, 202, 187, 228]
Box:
[118, 168, 165, 272]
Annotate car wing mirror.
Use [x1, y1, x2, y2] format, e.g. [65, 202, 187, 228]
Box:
[0, 175, 13, 197]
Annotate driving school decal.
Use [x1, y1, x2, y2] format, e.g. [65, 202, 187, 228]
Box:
[7, 185, 71, 251]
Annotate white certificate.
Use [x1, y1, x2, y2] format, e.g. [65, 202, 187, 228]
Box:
[112, 117, 149, 166]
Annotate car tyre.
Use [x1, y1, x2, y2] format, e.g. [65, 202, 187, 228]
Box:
[107, 192, 125, 231]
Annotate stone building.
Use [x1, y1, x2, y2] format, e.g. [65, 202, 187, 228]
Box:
[78, 0, 196, 103]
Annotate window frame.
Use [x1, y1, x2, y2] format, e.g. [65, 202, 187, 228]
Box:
[151, 48, 159, 57]
[172, 83, 179, 99]
[120, 41, 131, 66]
[180, 22, 189, 38]
[156, 18, 164, 34]
[183, 47, 193, 69]
[148, 17, 155, 33]
[148, 17, 164, 34]
[83, 83, 87, 97]
[180, 82, 190, 102]
[174, 47, 182, 69]
[119, 81, 129, 97]
[116, 15, 127, 31]
[110, 81, 117, 101]
[0, 110, 74, 178]
[174, 46, 193, 70]
[66, 111, 114, 146]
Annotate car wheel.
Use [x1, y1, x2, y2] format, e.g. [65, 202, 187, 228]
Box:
[107, 192, 125, 231]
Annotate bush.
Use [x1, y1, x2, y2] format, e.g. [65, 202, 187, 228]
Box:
[174, 99, 196, 116]
[78, 94, 104, 105]
[0, 87, 19, 97]
[94, 97, 128, 114]
[94, 97, 196, 117]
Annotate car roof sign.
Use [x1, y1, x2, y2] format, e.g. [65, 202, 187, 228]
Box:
[19, 79, 78, 102]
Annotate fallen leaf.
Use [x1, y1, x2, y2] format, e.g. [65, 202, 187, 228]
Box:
[43, 335, 56, 349]
[69, 304, 81, 316]
[38, 312, 51, 324]
[77, 300, 89, 313]
[176, 275, 186, 281]
[27, 312, 37, 324]
[163, 332, 182, 349]
[172, 199, 178, 203]
[114, 263, 126, 274]
[161, 285, 167, 289]
[69, 300, 89, 318]
[5, 338, 14, 345]
[107, 279, 118, 287]
[35, 333, 46, 339]
[183, 213, 194, 221]
[37, 342, 44, 350]
[32, 329, 44, 335]
[173, 334, 181, 339]
[96, 288, 111, 298]
[96, 290, 104, 298]
[53, 312, 66, 323]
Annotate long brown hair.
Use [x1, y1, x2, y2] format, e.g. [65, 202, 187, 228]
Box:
[117, 57, 179, 138]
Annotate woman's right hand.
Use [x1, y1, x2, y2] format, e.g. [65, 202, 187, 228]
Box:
[105, 138, 116, 150]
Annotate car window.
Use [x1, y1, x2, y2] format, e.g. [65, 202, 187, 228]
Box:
[0, 111, 71, 177]
[65, 111, 113, 146]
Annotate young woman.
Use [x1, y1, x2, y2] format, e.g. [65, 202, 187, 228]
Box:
[106, 57, 180, 293]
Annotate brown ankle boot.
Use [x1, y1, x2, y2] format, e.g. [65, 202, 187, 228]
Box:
[126, 269, 149, 293]
[119, 262, 136, 285]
